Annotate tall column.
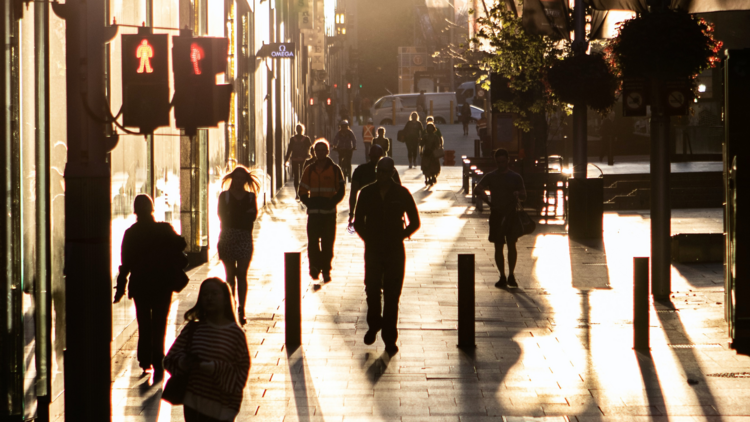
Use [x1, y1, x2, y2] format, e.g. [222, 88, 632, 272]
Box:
[650, 78, 671, 299]
[59, 0, 112, 419]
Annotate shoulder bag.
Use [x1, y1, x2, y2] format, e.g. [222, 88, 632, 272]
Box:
[517, 203, 536, 235]
[433, 137, 445, 158]
[162, 322, 198, 405]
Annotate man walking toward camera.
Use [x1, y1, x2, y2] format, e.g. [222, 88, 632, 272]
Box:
[299, 140, 346, 284]
[475, 148, 526, 289]
[353, 157, 420, 355]
[333, 120, 357, 181]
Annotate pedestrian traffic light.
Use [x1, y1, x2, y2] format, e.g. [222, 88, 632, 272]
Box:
[309, 97, 315, 106]
[172, 30, 233, 132]
[121, 29, 170, 132]
[347, 82, 351, 89]
[326, 97, 332, 106]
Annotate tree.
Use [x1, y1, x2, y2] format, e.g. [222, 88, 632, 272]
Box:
[471, 3, 569, 132]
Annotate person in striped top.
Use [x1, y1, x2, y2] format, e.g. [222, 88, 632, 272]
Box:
[164, 278, 250, 421]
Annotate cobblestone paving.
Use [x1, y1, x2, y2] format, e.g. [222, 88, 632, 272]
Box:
[109, 165, 750, 422]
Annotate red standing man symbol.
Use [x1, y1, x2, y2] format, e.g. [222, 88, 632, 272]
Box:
[136, 40, 154, 74]
[190, 43, 204, 75]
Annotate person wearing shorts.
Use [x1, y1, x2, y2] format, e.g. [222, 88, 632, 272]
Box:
[475, 148, 527, 288]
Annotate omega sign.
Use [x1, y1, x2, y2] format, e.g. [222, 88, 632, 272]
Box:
[257, 43, 296, 59]
[272, 44, 294, 58]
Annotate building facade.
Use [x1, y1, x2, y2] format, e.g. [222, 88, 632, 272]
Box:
[0, 0, 325, 419]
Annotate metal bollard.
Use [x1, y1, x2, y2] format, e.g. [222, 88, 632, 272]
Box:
[458, 254, 476, 349]
[474, 139, 481, 157]
[285, 252, 302, 350]
[634, 257, 650, 351]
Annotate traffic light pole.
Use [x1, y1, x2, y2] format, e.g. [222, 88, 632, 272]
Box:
[572, 0, 587, 180]
[56, 0, 113, 420]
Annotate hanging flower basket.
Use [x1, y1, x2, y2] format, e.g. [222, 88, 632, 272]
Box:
[608, 10, 722, 80]
[547, 53, 619, 113]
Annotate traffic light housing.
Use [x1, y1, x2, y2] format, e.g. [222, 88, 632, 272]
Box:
[172, 31, 233, 131]
[121, 30, 170, 132]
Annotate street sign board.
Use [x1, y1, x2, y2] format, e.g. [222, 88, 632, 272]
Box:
[257, 43, 296, 59]
[623, 78, 647, 117]
[663, 79, 692, 116]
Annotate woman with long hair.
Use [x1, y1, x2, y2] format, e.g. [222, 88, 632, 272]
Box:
[164, 278, 250, 421]
[420, 123, 443, 185]
[218, 165, 260, 325]
[402, 112, 423, 169]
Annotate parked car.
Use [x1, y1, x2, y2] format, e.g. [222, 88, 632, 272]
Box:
[370, 92, 459, 125]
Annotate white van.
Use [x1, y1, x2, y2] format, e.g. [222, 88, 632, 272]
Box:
[456, 81, 477, 104]
[370, 92, 459, 125]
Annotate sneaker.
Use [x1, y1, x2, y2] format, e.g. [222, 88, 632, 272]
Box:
[494, 275, 507, 288]
[322, 272, 331, 283]
[309, 267, 320, 280]
[364, 329, 378, 345]
[507, 274, 518, 288]
[385, 343, 399, 355]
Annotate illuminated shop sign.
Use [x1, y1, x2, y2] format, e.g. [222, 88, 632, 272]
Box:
[257, 43, 296, 59]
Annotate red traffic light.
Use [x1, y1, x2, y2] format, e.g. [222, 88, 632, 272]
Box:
[347, 83, 351, 89]
[121, 32, 170, 131]
[309, 97, 315, 106]
[333, 83, 338, 88]
[190, 42, 205, 75]
[326, 98, 332, 106]
[172, 33, 232, 130]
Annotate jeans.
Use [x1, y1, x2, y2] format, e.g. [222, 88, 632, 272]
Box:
[406, 142, 419, 165]
[133, 292, 172, 370]
[363, 142, 372, 162]
[337, 149, 353, 180]
[307, 213, 337, 274]
[364, 245, 406, 345]
[290, 160, 305, 194]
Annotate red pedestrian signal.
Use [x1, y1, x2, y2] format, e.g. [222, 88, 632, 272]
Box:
[136, 40, 155, 73]
[172, 30, 232, 132]
[121, 29, 170, 132]
[326, 98, 332, 106]
[190, 42, 205, 75]
[309, 97, 315, 106]
[347, 82, 351, 89]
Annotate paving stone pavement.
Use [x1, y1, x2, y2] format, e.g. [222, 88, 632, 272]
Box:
[108, 165, 750, 422]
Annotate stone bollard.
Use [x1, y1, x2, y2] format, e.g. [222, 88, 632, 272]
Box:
[458, 254, 476, 349]
[634, 257, 650, 351]
[285, 252, 301, 350]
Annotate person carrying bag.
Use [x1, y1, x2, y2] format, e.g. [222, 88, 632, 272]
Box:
[163, 278, 250, 422]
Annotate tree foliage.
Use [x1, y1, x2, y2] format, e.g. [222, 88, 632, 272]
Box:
[608, 10, 722, 80]
[470, 3, 568, 132]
